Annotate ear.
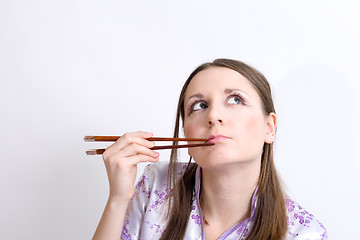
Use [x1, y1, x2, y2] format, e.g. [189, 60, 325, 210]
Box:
[264, 112, 277, 144]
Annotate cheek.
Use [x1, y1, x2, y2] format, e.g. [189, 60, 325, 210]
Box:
[244, 114, 266, 138]
[184, 123, 194, 155]
[183, 118, 198, 138]
[245, 116, 259, 129]
[184, 124, 194, 138]
[184, 119, 202, 156]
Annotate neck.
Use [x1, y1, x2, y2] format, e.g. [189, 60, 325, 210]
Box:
[199, 161, 260, 227]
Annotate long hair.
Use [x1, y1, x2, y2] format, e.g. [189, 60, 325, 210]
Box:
[160, 59, 287, 240]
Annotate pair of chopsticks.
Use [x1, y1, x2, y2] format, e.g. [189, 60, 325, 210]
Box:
[84, 136, 214, 155]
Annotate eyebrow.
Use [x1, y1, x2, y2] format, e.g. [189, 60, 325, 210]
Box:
[224, 88, 250, 97]
[184, 93, 203, 106]
[185, 88, 250, 106]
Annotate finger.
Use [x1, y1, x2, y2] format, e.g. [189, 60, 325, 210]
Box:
[126, 154, 159, 164]
[112, 132, 155, 150]
[104, 146, 159, 171]
[119, 143, 159, 159]
[104, 132, 154, 157]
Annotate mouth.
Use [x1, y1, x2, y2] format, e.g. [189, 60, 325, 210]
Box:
[206, 134, 231, 144]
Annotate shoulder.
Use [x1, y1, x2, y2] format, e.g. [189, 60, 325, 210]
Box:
[285, 196, 328, 240]
[136, 161, 190, 192]
[121, 162, 191, 239]
[141, 161, 190, 180]
[141, 161, 170, 182]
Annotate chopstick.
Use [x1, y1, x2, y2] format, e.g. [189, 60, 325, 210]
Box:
[84, 136, 209, 142]
[84, 136, 214, 155]
[86, 142, 214, 155]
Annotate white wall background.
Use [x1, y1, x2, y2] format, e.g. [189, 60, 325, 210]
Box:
[1, 0, 359, 239]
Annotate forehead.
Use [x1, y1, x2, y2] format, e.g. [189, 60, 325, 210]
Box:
[184, 66, 259, 101]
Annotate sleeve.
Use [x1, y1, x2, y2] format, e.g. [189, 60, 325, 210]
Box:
[289, 224, 328, 240]
[120, 165, 153, 240]
[285, 197, 328, 240]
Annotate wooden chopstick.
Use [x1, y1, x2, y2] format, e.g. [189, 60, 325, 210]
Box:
[85, 135, 214, 155]
[84, 136, 209, 142]
[86, 142, 215, 155]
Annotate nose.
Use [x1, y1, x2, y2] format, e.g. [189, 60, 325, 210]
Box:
[207, 105, 224, 127]
[208, 118, 223, 126]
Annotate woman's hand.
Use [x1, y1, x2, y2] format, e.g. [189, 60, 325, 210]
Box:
[102, 131, 160, 202]
[93, 131, 158, 240]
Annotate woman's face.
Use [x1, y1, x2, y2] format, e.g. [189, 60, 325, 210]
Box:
[183, 66, 276, 169]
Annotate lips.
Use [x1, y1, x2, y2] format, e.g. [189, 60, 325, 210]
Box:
[206, 134, 231, 143]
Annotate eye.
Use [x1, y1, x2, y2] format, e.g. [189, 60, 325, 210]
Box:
[186, 99, 208, 116]
[227, 95, 244, 105]
[192, 101, 208, 111]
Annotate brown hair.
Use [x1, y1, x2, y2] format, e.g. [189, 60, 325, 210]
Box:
[160, 59, 287, 240]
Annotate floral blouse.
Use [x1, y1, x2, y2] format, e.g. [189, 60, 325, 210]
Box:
[121, 162, 327, 240]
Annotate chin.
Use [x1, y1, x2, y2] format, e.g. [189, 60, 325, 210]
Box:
[194, 152, 236, 167]
[193, 150, 258, 169]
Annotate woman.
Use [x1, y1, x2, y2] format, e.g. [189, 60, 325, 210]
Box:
[93, 59, 327, 240]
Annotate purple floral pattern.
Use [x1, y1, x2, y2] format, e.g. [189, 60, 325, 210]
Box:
[121, 162, 327, 240]
[121, 215, 135, 240]
[236, 219, 250, 237]
[178, 163, 189, 176]
[147, 186, 171, 213]
[144, 220, 162, 234]
[190, 190, 203, 226]
[285, 197, 327, 239]
[135, 175, 150, 198]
